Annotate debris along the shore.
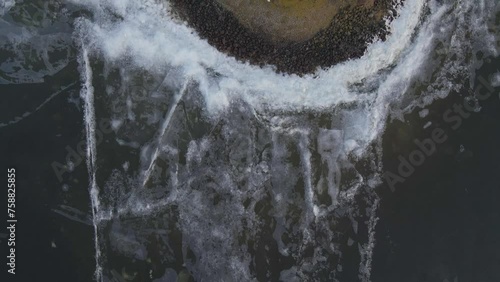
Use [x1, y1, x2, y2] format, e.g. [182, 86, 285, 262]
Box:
[169, 0, 402, 75]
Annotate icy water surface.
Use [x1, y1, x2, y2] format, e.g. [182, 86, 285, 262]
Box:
[0, 0, 499, 281]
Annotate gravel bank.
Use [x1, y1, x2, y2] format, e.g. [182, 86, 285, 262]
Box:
[169, 0, 403, 75]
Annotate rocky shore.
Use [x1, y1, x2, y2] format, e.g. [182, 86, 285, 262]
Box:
[215, 0, 370, 43]
[169, 0, 402, 75]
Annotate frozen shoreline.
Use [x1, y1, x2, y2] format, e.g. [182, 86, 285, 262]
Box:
[169, 0, 400, 74]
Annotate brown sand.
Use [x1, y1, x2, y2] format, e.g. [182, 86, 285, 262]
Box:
[169, 0, 399, 74]
[215, 0, 375, 42]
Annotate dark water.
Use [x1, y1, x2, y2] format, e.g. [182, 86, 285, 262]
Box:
[1, 1, 499, 282]
[1, 61, 94, 281]
[373, 57, 500, 282]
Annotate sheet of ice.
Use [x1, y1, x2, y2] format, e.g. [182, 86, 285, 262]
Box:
[64, 0, 499, 280]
